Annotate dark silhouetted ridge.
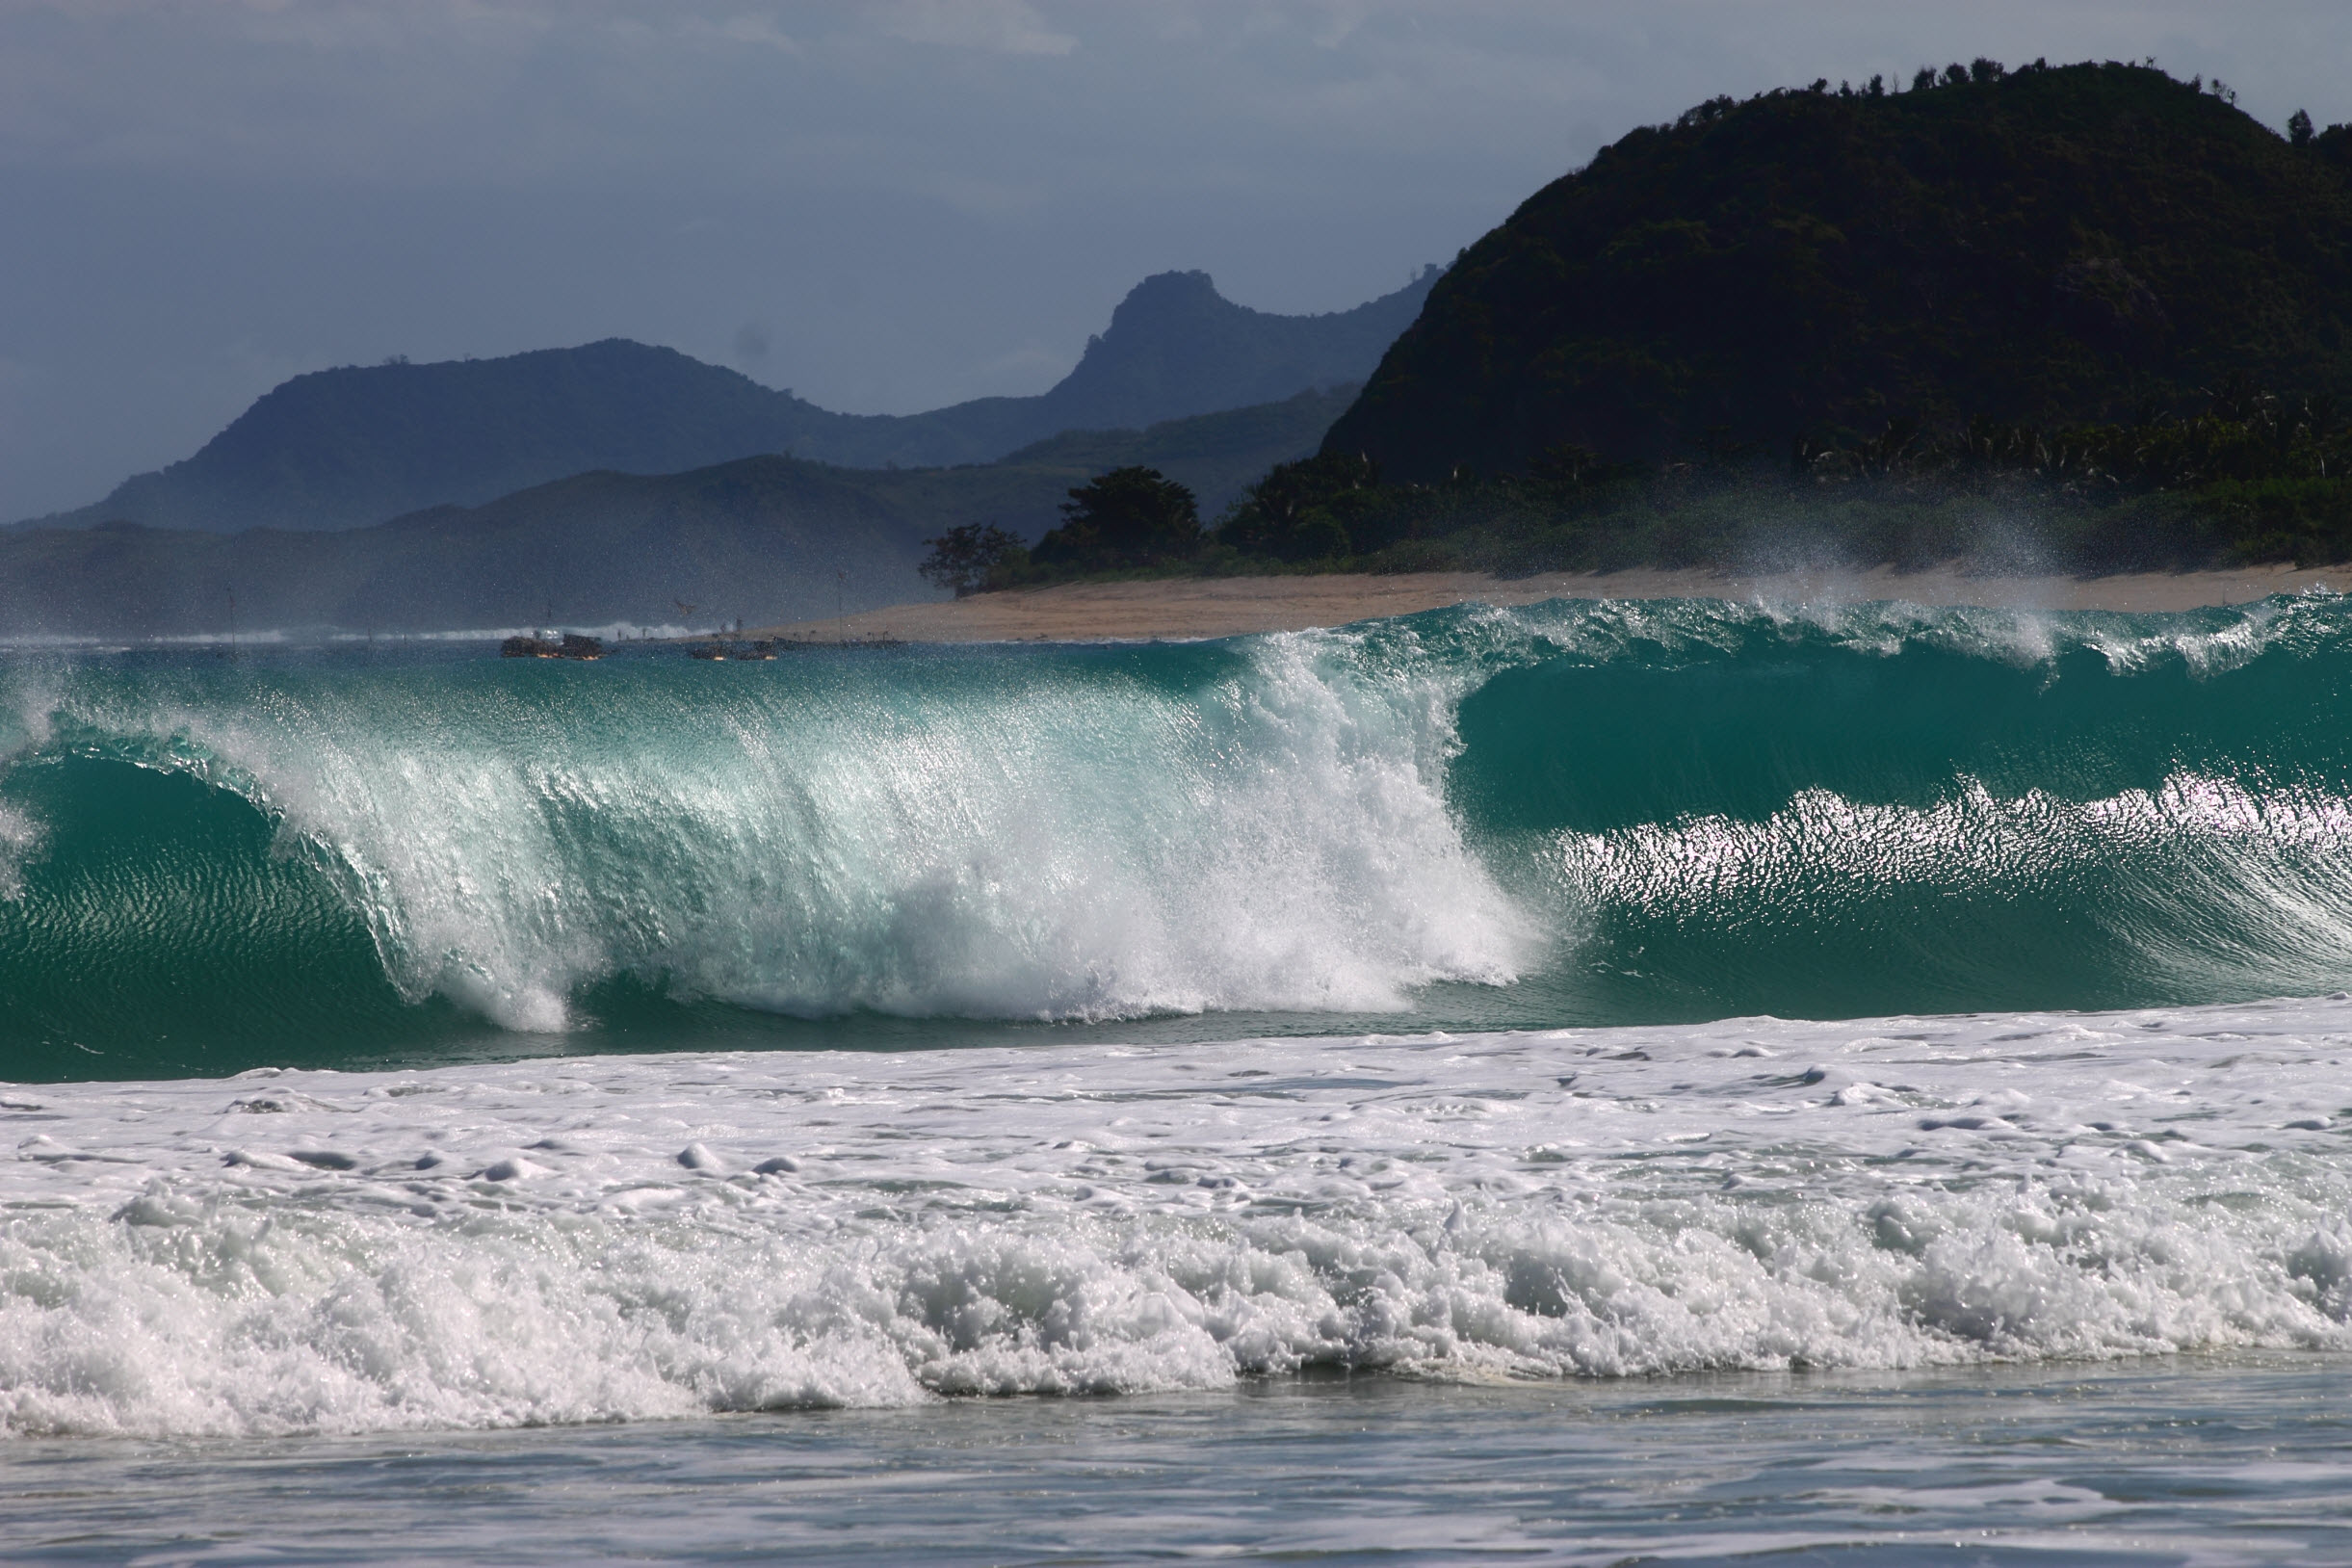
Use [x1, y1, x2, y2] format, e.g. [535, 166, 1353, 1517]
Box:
[1323, 63, 2352, 482]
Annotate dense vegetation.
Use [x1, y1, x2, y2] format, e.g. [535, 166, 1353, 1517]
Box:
[1207, 383, 2352, 576]
[973, 63, 2352, 588]
[32, 272, 1426, 534]
[953, 379, 2352, 588]
[1327, 61, 2352, 488]
[1030, 468, 1205, 573]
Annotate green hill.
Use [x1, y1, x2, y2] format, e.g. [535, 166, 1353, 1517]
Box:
[1325, 62, 2352, 481]
[33, 271, 1429, 535]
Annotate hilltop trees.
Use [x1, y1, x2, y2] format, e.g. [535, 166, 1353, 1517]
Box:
[954, 64, 2352, 591]
[1323, 62, 2352, 483]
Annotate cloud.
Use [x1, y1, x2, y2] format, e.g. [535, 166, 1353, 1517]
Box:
[877, 0, 1076, 57]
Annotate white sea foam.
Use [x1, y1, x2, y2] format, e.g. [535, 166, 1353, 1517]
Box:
[6, 997, 2352, 1438]
[1555, 771, 2352, 1000]
[0, 801, 39, 902]
[1563, 772, 2352, 904]
[10, 594, 2347, 1035]
[26, 628, 1529, 1032]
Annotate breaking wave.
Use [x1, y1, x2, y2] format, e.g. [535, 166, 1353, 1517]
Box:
[5, 592, 2352, 1076]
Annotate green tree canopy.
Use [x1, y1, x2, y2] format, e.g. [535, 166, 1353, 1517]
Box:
[1032, 466, 1202, 570]
[918, 522, 1026, 596]
[1215, 452, 1380, 562]
[1324, 62, 2352, 482]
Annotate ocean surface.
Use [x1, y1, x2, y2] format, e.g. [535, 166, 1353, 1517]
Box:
[6, 595, 2352, 1562]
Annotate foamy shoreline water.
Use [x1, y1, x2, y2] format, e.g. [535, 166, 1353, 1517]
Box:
[6, 606, 2352, 1561]
[7, 997, 2351, 1441]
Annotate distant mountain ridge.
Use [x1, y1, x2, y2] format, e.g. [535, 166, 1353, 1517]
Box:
[33, 268, 1435, 535]
[1023, 268, 1430, 432]
[0, 386, 1355, 638]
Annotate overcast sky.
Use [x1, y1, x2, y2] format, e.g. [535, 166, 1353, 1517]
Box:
[3, 0, 2347, 520]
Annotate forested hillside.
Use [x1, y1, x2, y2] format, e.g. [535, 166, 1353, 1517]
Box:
[1326, 62, 2352, 481]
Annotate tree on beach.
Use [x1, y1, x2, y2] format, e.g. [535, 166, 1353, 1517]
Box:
[1032, 466, 1201, 570]
[918, 522, 1026, 596]
[1215, 452, 1380, 562]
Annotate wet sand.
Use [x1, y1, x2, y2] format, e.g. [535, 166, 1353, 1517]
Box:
[750, 562, 2352, 643]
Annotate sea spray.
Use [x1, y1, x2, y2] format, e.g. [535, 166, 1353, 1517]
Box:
[0, 634, 1529, 1075]
[5, 594, 2352, 1075]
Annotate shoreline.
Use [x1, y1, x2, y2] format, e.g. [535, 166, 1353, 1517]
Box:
[749, 562, 2352, 643]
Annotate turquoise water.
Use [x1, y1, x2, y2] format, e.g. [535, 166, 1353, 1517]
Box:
[8, 596, 2352, 1560]
[10, 596, 2352, 1078]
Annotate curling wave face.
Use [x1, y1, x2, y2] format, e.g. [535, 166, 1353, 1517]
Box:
[5, 1004, 2352, 1438]
[5, 593, 2352, 1076]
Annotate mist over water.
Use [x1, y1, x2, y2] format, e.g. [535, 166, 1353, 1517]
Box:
[6, 594, 2352, 1079]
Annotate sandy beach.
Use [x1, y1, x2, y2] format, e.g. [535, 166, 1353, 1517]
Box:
[752, 562, 2352, 643]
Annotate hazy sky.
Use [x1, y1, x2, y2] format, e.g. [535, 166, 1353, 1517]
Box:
[4, 0, 2347, 520]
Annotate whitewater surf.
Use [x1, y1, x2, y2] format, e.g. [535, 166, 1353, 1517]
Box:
[9, 595, 2352, 1075]
[8, 595, 2352, 1561]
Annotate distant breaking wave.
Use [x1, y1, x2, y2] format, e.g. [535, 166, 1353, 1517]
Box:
[7, 593, 2352, 1078]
